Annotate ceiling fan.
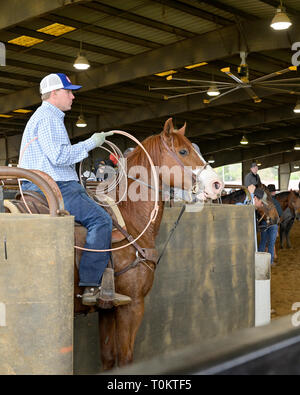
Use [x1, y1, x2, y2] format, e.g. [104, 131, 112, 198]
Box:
[149, 52, 299, 104]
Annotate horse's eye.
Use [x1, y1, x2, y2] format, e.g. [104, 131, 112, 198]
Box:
[179, 149, 188, 156]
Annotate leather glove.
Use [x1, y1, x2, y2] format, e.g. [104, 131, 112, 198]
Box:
[91, 131, 114, 147]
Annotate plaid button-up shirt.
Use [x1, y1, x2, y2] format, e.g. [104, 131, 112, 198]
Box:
[19, 101, 96, 181]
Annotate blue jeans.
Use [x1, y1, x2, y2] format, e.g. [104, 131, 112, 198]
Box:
[258, 224, 278, 264]
[22, 181, 112, 286]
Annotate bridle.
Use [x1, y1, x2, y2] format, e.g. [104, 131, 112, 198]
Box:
[160, 135, 209, 195]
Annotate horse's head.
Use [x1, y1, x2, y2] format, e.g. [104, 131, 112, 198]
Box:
[159, 118, 223, 201]
[257, 186, 280, 226]
[289, 190, 300, 212]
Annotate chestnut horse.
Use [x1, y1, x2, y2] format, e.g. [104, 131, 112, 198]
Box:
[3, 118, 223, 370]
[275, 190, 300, 248]
[74, 118, 223, 369]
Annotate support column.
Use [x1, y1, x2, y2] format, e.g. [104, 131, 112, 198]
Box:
[278, 163, 291, 190]
[242, 160, 251, 186]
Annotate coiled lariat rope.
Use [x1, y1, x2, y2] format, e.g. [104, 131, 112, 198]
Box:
[17, 130, 159, 253]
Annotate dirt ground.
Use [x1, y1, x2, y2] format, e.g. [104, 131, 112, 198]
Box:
[270, 219, 300, 319]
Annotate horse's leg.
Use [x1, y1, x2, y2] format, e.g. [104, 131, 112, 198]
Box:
[279, 224, 284, 249]
[98, 309, 117, 370]
[114, 298, 145, 367]
[286, 218, 295, 249]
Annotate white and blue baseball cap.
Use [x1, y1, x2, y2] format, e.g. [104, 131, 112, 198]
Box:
[40, 73, 82, 94]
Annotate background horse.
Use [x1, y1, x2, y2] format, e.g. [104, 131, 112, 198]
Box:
[218, 186, 279, 227]
[275, 190, 300, 248]
[74, 118, 223, 370]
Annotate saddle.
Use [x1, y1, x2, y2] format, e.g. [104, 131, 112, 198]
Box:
[4, 191, 159, 274]
[4, 190, 127, 244]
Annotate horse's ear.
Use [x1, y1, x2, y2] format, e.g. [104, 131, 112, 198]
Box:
[162, 118, 174, 137]
[177, 122, 186, 135]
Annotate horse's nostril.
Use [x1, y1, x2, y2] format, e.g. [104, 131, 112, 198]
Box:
[214, 182, 221, 190]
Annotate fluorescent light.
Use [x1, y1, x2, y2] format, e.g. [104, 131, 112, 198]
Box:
[8, 35, 44, 47]
[184, 62, 208, 69]
[73, 53, 90, 70]
[37, 23, 76, 37]
[13, 109, 32, 114]
[207, 84, 220, 97]
[155, 70, 177, 77]
[270, 7, 292, 30]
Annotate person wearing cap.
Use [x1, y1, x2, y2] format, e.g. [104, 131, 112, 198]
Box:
[96, 155, 118, 182]
[244, 162, 262, 189]
[258, 184, 282, 265]
[236, 184, 268, 208]
[19, 73, 131, 308]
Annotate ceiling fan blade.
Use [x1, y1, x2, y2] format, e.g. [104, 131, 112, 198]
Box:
[164, 89, 208, 100]
[258, 82, 300, 87]
[243, 86, 262, 103]
[149, 83, 236, 91]
[166, 76, 233, 85]
[203, 86, 241, 104]
[257, 85, 300, 95]
[221, 67, 245, 84]
[257, 77, 300, 83]
[250, 66, 297, 84]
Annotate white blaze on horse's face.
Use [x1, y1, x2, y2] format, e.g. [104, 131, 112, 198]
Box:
[192, 148, 224, 200]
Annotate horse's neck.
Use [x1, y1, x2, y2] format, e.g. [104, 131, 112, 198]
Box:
[119, 193, 165, 248]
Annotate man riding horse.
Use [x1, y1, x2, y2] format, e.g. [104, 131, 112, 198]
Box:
[19, 73, 131, 309]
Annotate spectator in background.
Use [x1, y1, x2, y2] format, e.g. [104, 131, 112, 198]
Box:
[244, 162, 262, 189]
[258, 184, 282, 265]
[96, 154, 119, 182]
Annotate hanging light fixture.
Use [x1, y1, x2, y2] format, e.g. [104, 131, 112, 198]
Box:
[73, 41, 90, 70]
[293, 100, 300, 113]
[207, 155, 215, 164]
[270, 1, 292, 30]
[240, 135, 249, 145]
[76, 106, 87, 127]
[207, 84, 220, 97]
[294, 142, 300, 150]
[76, 113, 87, 127]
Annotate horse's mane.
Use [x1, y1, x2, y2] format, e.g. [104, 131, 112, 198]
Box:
[276, 190, 300, 199]
[276, 191, 290, 198]
[127, 132, 188, 169]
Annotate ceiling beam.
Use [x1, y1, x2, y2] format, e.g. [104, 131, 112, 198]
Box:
[42, 14, 161, 50]
[0, 0, 92, 30]
[212, 141, 296, 167]
[257, 150, 300, 170]
[258, 0, 300, 16]
[198, 0, 258, 20]
[1, 16, 300, 114]
[200, 126, 300, 155]
[188, 104, 300, 137]
[82, 2, 195, 39]
[7, 26, 129, 59]
[151, 0, 232, 26]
